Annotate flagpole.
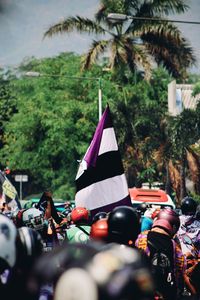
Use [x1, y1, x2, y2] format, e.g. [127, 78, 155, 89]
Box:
[98, 78, 102, 121]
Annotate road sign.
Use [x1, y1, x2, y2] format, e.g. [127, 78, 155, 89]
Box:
[14, 175, 28, 182]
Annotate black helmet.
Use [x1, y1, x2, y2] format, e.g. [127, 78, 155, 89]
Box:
[136, 203, 149, 215]
[107, 206, 140, 245]
[196, 204, 200, 220]
[181, 196, 197, 215]
[92, 212, 107, 224]
[54, 244, 154, 300]
[16, 227, 43, 268]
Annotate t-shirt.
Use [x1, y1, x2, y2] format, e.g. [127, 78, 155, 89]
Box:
[65, 225, 91, 243]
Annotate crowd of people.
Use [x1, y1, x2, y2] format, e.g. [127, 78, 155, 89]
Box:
[0, 191, 200, 300]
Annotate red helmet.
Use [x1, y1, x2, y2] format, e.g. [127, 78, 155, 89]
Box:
[155, 208, 180, 235]
[71, 207, 89, 224]
[90, 218, 108, 242]
[152, 219, 173, 235]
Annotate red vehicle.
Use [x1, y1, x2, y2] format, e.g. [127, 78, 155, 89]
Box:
[129, 187, 175, 209]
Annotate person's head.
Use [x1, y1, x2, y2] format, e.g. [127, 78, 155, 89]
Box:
[16, 226, 43, 269]
[70, 207, 89, 225]
[153, 207, 180, 236]
[90, 218, 108, 242]
[181, 196, 197, 215]
[136, 203, 149, 216]
[107, 206, 140, 245]
[22, 207, 46, 233]
[53, 244, 154, 300]
[92, 212, 107, 224]
[0, 214, 17, 272]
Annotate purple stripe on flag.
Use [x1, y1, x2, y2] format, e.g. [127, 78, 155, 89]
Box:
[90, 195, 132, 218]
[85, 106, 113, 168]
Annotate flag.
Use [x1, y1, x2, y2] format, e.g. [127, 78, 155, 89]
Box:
[75, 105, 132, 216]
[0, 170, 21, 210]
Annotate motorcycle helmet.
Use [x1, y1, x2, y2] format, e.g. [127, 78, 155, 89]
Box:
[136, 203, 149, 216]
[107, 206, 140, 245]
[181, 196, 197, 215]
[92, 212, 107, 224]
[90, 218, 108, 242]
[155, 207, 180, 235]
[54, 268, 98, 300]
[70, 207, 89, 224]
[152, 219, 174, 236]
[0, 214, 17, 271]
[22, 207, 45, 232]
[54, 244, 154, 300]
[16, 226, 43, 268]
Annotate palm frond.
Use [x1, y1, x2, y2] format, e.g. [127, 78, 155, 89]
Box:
[133, 22, 196, 77]
[44, 16, 106, 39]
[132, 45, 152, 80]
[81, 39, 110, 70]
[109, 41, 125, 69]
[95, 4, 106, 23]
[136, 0, 188, 17]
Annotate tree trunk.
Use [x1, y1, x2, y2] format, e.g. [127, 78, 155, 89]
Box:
[165, 161, 172, 195]
[186, 148, 200, 194]
[168, 160, 181, 206]
[180, 153, 187, 201]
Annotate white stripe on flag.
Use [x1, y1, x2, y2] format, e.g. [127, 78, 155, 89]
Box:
[75, 174, 129, 210]
[98, 128, 118, 155]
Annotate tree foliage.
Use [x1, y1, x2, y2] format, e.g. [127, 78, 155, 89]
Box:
[0, 53, 106, 199]
[1, 52, 200, 203]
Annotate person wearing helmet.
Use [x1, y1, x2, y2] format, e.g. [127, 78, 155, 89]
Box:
[53, 243, 155, 300]
[177, 196, 200, 257]
[0, 214, 17, 297]
[135, 208, 185, 300]
[5, 227, 44, 300]
[91, 211, 107, 225]
[90, 218, 108, 243]
[20, 207, 57, 251]
[140, 207, 160, 232]
[181, 196, 197, 216]
[176, 197, 200, 297]
[30, 242, 103, 300]
[65, 207, 91, 243]
[107, 206, 140, 246]
[0, 214, 17, 274]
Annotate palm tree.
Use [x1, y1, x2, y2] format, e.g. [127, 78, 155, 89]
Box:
[44, 0, 195, 79]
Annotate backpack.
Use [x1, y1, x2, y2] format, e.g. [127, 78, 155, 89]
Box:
[147, 239, 177, 299]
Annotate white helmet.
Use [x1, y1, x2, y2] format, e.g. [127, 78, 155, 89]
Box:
[22, 208, 45, 232]
[0, 214, 17, 270]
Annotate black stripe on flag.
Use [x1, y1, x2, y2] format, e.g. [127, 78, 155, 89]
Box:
[76, 151, 124, 192]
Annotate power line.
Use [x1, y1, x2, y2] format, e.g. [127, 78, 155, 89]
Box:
[107, 13, 200, 25]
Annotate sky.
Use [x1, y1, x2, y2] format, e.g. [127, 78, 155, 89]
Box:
[0, 0, 200, 72]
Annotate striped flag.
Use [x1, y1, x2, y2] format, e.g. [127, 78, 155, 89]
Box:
[75, 106, 132, 216]
[0, 170, 21, 210]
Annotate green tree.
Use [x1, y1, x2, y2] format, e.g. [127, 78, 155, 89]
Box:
[0, 71, 17, 160]
[44, 0, 195, 80]
[0, 53, 106, 199]
[166, 107, 200, 203]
